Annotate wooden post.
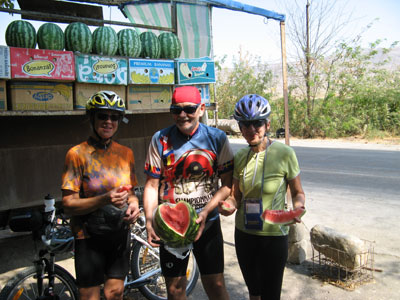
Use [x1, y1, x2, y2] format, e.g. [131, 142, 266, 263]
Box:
[280, 21, 290, 146]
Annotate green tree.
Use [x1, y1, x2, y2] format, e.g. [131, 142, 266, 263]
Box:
[214, 49, 275, 120]
[0, 0, 14, 9]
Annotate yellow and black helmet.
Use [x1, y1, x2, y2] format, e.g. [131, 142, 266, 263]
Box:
[86, 91, 125, 114]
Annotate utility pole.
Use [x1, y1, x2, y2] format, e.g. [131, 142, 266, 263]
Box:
[306, 0, 311, 119]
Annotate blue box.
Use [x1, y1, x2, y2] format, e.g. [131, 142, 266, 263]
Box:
[129, 59, 174, 85]
[75, 54, 128, 85]
[176, 58, 215, 85]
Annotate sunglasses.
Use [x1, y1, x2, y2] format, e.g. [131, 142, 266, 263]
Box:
[239, 120, 265, 128]
[170, 105, 199, 115]
[96, 113, 121, 122]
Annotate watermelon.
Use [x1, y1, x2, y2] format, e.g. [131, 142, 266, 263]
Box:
[92, 26, 118, 56]
[117, 28, 141, 57]
[140, 31, 161, 59]
[153, 201, 200, 248]
[65, 22, 92, 53]
[158, 32, 182, 59]
[5, 20, 36, 48]
[221, 201, 235, 212]
[37, 23, 64, 50]
[261, 207, 306, 225]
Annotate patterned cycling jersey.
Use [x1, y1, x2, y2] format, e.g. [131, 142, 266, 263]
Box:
[145, 123, 234, 210]
[61, 138, 138, 238]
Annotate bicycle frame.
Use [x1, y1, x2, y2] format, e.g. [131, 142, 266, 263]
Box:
[124, 216, 162, 289]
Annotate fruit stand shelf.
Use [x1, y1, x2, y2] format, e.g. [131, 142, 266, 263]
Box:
[0, 109, 169, 116]
[0, 103, 216, 117]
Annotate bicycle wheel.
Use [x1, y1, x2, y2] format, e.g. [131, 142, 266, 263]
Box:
[0, 264, 78, 300]
[130, 242, 199, 300]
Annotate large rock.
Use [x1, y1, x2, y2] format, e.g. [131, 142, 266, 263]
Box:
[288, 239, 309, 264]
[288, 223, 311, 264]
[310, 224, 368, 270]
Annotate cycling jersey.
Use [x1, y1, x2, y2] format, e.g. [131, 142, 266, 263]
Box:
[233, 141, 300, 236]
[61, 138, 138, 239]
[145, 123, 233, 211]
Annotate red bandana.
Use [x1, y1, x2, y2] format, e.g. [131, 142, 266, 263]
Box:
[172, 86, 201, 104]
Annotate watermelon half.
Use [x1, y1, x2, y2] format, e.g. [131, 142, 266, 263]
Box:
[261, 207, 306, 225]
[153, 201, 200, 248]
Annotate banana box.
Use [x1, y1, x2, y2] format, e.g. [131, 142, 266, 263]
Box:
[126, 85, 152, 110]
[0, 46, 10, 79]
[10, 48, 75, 81]
[75, 54, 128, 85]
[74, 82, 127, 110]
[175, 58, 215, 85]
[128, 59, 174, 85]
[9, 81, 73, 111]
[0, 80, 7, 110]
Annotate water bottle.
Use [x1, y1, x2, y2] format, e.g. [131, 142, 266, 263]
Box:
[44, 194, 55, 212]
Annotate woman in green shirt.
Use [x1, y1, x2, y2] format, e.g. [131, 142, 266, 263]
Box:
[221, 94, 305, 300]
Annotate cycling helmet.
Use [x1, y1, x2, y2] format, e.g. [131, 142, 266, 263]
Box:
[86, 91, 125, 114]
[233, 94, 271, 121]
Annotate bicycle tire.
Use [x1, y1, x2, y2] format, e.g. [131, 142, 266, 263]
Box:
[0, 264, 78, 300]
[130, 242, 199, 300]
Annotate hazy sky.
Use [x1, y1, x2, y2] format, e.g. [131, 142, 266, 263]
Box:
[1, 0, 399, 66]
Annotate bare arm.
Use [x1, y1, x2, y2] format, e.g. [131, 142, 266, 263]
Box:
[62, 187, 130, 216]
[143, 175, 161, 247]
[288, 174, 306, 210]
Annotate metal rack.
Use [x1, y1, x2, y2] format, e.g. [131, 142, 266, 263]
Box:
[311, 240, 376, 290]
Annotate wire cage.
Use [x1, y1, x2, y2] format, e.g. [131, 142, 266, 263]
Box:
[311, 239, 375, 290]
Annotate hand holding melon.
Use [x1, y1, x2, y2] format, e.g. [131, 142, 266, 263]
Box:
[261, 207, 306, 225]
[219, 200, 236, 215]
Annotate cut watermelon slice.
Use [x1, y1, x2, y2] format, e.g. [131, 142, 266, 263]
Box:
[221, 201, 235, 212]
[261, 207, 306, 225]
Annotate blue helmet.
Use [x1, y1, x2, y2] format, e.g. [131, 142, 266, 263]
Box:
[233, 94, 271, 121]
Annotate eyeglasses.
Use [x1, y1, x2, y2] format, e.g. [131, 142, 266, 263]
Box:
[239, 120, 265, 128]
[96, 113, 121, 122]
[170, 105, 200, 115]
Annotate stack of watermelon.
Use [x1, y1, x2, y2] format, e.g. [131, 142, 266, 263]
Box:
[5, 20, 183, 59]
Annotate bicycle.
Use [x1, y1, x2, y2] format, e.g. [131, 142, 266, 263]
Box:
[0, 194, 199, 300]
[124, 209, 199, 300]
[0, 204, 78, 300]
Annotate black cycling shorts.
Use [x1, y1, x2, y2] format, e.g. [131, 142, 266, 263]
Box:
[160, 217, 224, 277]
[74, 229, 130, 288]
[235, 228, 288, 300]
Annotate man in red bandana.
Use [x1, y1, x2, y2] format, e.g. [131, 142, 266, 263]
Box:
[143, 86, 234, 300]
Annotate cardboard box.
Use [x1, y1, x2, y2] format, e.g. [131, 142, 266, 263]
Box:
[75, 54, 128, 85]
[0, 46, 10, 79]
[74, 82, 127, 110]
[151, 85, 172, 109]
[129, 59, 174, 85]
[9, 81, 73, 111]
[0, 80, 7, 110]
[126, 85, 152, 110]
[176, 58, 215, 85]
[10, 47, 75, 81]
